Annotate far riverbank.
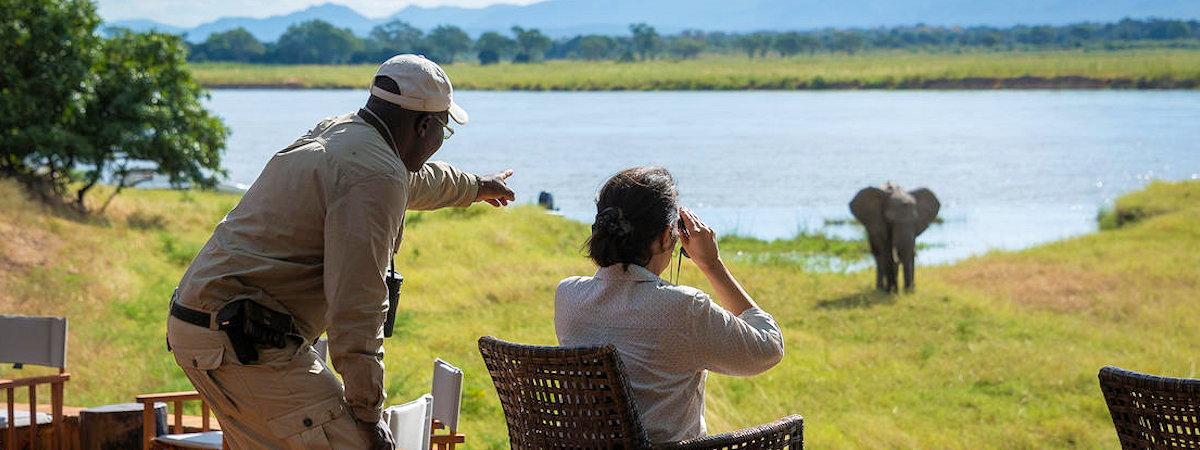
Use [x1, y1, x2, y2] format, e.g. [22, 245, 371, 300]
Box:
[191, 49, 1200, 91]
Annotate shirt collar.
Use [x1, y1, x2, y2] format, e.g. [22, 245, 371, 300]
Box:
[594, 263, 664, 283]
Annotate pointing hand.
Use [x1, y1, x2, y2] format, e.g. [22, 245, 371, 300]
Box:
[477, 169, 516, 207]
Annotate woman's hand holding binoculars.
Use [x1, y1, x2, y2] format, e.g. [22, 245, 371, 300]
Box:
[678, 207, 757, 316]
[678, 207, 721, 271]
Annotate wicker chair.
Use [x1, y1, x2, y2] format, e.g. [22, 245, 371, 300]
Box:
[1098, 365, 1200, 449]
[478, 336, 803, 449]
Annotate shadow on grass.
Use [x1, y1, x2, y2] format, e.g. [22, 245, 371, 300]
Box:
[815, 289, 897, 310]
[2, 175, 121, 226]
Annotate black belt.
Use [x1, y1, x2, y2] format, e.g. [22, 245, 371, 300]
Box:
[171, 300, 214, 329]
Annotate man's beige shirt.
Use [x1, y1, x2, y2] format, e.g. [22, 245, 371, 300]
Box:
[175, 112, 478, 423]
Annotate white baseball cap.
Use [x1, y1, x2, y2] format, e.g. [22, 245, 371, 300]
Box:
[371, 54, 468, 125]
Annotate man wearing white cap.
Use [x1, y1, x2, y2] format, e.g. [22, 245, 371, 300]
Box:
[166, 55, 514, 449]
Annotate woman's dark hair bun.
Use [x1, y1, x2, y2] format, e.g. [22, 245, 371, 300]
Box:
[594, 206, 633, 237]
[587, 167, 678, 268]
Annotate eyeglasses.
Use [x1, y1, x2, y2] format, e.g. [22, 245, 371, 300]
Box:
[430, 114, 455, 140]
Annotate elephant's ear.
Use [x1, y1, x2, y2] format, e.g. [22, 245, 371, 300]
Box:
[849, 187, 888, 228]
[909, 188, 941, 236]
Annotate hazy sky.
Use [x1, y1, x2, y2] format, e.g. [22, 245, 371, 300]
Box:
[97, 0, 547, 27]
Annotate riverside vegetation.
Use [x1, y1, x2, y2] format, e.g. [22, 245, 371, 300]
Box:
[190, 49, 1200, 90]
[0, 179, 1198, 448]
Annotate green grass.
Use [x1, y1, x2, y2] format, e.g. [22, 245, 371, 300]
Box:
[2, 178, 1199, 448]
[190, 49, 1200, 90]
[1097, 180, 1200, 229]
[719, 232, 865, 270]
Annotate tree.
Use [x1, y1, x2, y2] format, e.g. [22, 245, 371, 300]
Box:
[363, 20, 424, 62]
[830, 30, 866, 54]
[424, 25, 471, 63]
[76, 30, 228, 210]
[668, 37, 705, 59]
[193, 27, 265, 62]
[757, 34, 773, 57]
[511, 26, 552, 63]
[577, 35, 616, 60]
[1, 0, 99, 197]
[1147, 19, 1191, 40]
[797, 34, 821, 54]
[773, 32, 804, 57]
[475, 31, 517, 65]
[370, 20, 424, 52]
[272, 20, 362, 64]
[629, 23, 662, 60]
[1020, 25, 1056, 46]
[735, 33, 771, 58]
[1, 0, 227, 210]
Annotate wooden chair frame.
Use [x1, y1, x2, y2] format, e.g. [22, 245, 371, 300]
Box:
[2, 370, 70, 450]
[431, 418, 465, 450]
[135, 390, 226, 450]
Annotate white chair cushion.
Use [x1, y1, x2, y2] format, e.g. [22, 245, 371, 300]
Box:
[154, 431, 224, 449]
[0, 410, 53, 428]
[431, 359, 463, 432]
[383, 394, 432, 450]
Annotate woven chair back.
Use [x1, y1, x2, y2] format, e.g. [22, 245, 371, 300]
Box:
[1099, 365, 1200, 449]
[478, 336, 647, 449]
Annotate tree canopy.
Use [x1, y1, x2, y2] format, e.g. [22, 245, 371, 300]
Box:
[629, 23, 663, 60]
[273, 20, 362, 64]
[475, 31, 517, 65]
[1, 0, 227, 210]
[511, 26, 552, 63]
[424, 25, 472, 63]
[365, 20, 424, 62]
[191, 27, 265, 62]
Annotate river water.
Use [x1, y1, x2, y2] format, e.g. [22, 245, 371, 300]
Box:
[206, 89, 1200, 265]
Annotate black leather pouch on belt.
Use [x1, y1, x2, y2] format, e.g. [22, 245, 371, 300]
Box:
[216, 299, 295, 364]
[383, 268, 404, 338]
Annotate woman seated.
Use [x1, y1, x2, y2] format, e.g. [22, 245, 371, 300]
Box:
[555, 166, 785, 443]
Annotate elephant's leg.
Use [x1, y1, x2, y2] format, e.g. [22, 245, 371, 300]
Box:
[887, 247, 899, 293]
[883, 228, 898, 293]
[893, 226, 918, 292]
[867, 230, 889, 291]
[875, 252, 891, 292]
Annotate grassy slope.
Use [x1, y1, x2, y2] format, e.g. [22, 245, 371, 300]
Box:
[189, 49, 1200, 90]
[1, 179, 1198, 448]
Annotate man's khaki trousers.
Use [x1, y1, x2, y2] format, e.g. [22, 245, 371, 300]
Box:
[166, 317, 368, 449]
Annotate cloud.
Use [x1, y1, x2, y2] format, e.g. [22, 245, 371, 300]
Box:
[97, 0, 546, 27]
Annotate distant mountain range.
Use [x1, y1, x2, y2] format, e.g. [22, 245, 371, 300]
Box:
[108, 0, 1200, 43]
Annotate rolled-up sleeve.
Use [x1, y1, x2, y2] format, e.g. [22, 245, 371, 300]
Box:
[686, 294, 785, 376]
[323, 174, 405, 423]
[406, 161, 479, 211]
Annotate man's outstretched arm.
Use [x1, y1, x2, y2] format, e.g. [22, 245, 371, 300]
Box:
[407, 161, 515, 210]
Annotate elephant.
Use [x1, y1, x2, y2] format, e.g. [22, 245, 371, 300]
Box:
[849, 183, 940, 293]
